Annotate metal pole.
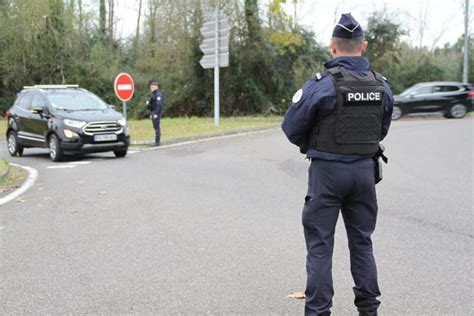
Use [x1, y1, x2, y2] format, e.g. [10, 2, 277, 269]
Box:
[214, 7, 220, 126]
[122, 101, 126, 120]
[463, 0, 469, 84]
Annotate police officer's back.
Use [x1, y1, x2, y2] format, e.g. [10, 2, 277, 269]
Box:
[282, 13, 394, 316]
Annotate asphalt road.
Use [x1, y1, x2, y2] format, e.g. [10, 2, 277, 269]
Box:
[0, 119, 472, 314]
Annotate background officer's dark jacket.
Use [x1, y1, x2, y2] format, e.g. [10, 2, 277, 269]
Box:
[282, 56, 394, 163]
[149, 90, 163, 117]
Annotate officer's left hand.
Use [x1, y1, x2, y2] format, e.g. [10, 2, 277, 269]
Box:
[152, 114, 159, 120]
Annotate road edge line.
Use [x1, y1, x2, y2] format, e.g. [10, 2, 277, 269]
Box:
[0, 163, 38, 206]
[141, 127, 281, 151]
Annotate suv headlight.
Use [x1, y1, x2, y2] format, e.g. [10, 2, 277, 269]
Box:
[118, 118, 127, 126]
[64, 119, 86, 129]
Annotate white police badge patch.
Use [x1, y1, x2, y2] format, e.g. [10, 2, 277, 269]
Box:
[292, 89, 303, 104]
[157, 96, 161, 101]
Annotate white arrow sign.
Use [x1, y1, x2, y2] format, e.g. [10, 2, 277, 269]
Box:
[200, 19, 229, 37]
[199, 37, 229, 54]
[199, 53, 229, 69]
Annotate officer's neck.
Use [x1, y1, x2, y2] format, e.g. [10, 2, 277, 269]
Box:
[332, 52, 362, 58]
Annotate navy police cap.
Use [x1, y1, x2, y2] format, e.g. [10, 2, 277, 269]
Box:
[332, 13, 363, 39]
[148, 80, 159, 86]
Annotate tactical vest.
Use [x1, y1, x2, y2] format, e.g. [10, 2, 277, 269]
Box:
[309, 67, 385, 155]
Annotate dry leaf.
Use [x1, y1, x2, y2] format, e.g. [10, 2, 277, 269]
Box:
[70, 210, 80, 214]
[287, 292, 305, 299]
[16, 197, 26, 203]
[44, 197, 53, 201]
[0, 226, 6, 230]
[97, 191, 107, 195]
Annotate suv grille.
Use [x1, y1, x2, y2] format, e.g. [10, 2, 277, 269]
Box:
[83, 121, 122, 135]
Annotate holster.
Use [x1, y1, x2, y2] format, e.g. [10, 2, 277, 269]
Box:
[299, 141, 309, 154]
[373, 144, 388, 184]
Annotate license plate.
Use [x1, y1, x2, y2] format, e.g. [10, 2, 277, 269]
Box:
[94, 134, 117, 142]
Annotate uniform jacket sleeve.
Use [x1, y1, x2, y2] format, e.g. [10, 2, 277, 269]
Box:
[281, 77, 326, 148]
[381, 81, 394, 140]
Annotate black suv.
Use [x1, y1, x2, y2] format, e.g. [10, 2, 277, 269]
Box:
[392, 81, 473, 120]
[6, 85, 130, 161]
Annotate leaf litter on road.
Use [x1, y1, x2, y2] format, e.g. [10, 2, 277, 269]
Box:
[15, 197, 26, 203]
[287, 292, 305, 299]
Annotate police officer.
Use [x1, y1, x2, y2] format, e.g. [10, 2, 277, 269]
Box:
[148, 80, 163, 146]
[282, 13, 393, 316]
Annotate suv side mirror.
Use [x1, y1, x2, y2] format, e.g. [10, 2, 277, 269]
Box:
[409, 92, 416, 98]
[31, 106, 44, 115]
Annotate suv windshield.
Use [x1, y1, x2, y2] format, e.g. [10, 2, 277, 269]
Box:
[400, 85, 420, 96]
[400, 84, 433, 96]
[46, 90, 107, 111]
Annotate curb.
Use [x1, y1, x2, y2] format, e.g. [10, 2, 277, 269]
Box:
[0, 163, 38, 206]
[131, 125, 280, 147]
[141, 127, 280, 151]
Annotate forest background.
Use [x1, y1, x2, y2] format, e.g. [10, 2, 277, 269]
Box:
[0, 0, 472, 118]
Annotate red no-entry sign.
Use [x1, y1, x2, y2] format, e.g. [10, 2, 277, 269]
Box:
[114, 73, 134, 102]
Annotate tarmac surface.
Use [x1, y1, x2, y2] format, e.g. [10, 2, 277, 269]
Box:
[0, 119, 472, 314]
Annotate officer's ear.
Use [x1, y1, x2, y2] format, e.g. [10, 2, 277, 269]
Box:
[330, 40, 338, 56]
[360, 40, 368, 55]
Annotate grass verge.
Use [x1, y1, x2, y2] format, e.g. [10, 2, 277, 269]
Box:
[0, 119, 6, 134]
[0, 160, 9, 176]
[0, 160, 28, 195]
[128, 116, 282, 142]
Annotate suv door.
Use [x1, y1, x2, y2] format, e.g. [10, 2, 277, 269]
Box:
[28, 93, 49, 147]
[407, 85, 434, 114]
[14, 92, 35, 146]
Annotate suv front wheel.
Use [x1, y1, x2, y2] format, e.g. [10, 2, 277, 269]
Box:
[7, 131, 23, 157]
[114, 150, 127, 158]
[48, 134, 64, 162]
[392, 106, 402, 120]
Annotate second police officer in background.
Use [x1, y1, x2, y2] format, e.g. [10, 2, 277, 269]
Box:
[282, 13, 394, 316]
[148, 80, 163, 146]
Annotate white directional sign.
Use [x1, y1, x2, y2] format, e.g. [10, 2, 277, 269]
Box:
[199, 17, 229, 70]
[199, 53, 229, 68]
[200, 20, 229, 37]
[199, 37, 229, 55]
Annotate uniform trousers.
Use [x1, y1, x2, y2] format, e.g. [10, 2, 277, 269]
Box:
[303, 158, 381, 315]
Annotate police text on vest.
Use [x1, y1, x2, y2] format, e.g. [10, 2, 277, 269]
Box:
[347, 92, 381, 102]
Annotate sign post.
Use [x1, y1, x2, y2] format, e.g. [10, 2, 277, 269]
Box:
[199, 10, 229, 126]
[114, 73, 135, 120]
[214, 8, 220, 127]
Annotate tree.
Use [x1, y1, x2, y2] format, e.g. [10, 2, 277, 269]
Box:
[99, 0, 106, 40]
[365, 10, 405, 72]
